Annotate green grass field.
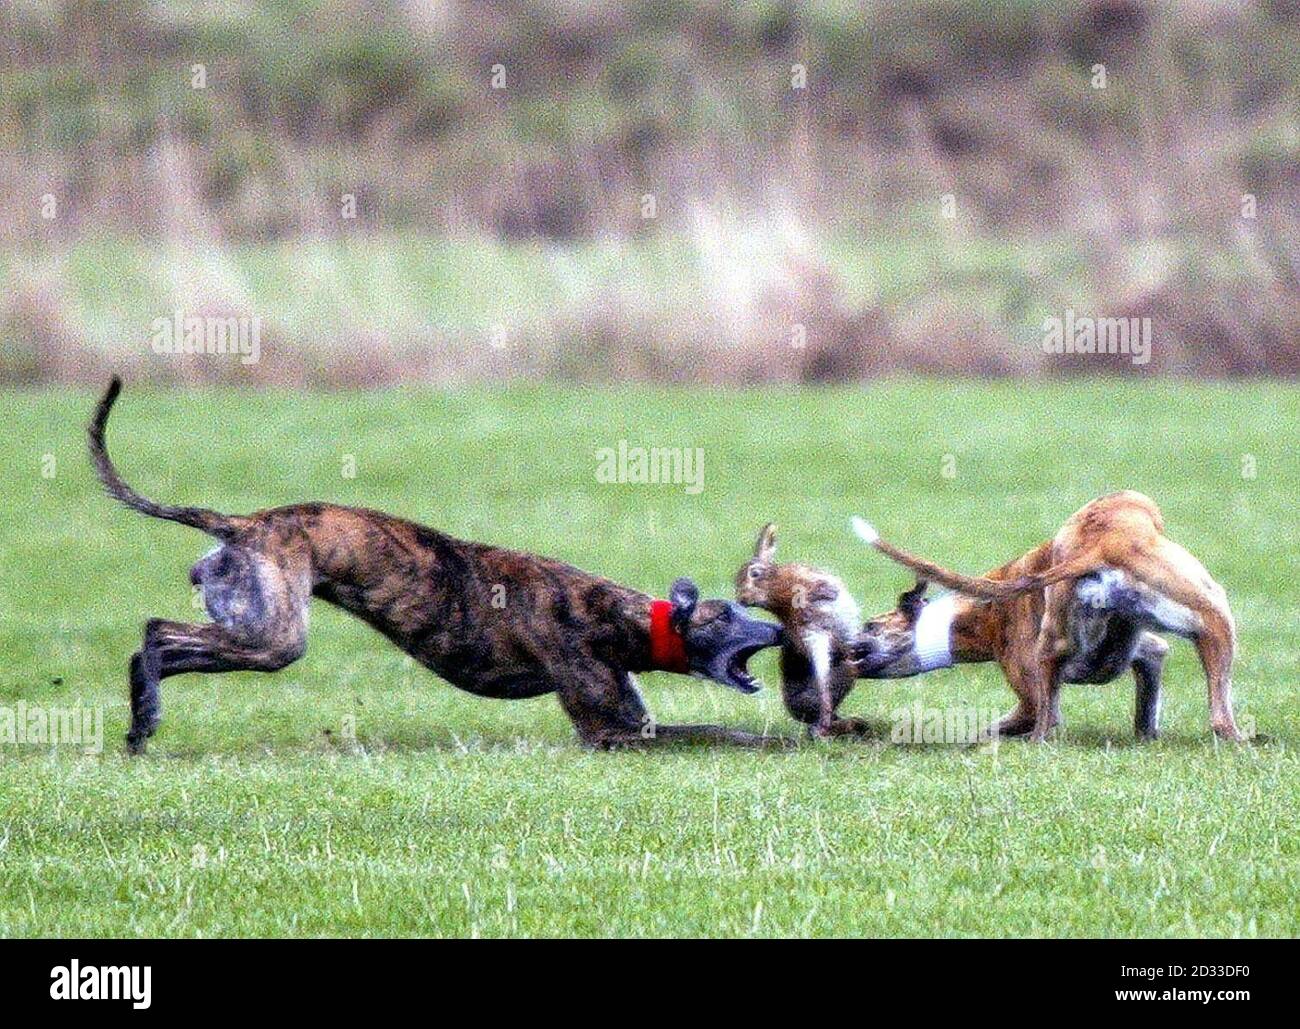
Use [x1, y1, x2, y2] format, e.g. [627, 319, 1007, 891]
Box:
[1, 380, 1297, 937]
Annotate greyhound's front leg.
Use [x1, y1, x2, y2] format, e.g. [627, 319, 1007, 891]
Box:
[1027, 646, 1064, 742]
[558, 668, 789, 749]
[993, 658, 1039, 738]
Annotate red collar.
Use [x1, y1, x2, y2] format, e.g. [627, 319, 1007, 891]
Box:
[648, 600, 689, 673]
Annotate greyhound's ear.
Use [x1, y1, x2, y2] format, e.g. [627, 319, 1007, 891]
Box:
[668, 577, 699, 630]
[898, 579, 928, 619]
[753, 522, 777, 562]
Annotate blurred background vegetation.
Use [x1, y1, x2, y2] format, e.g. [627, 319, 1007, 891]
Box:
[3, 0, 1298, 384]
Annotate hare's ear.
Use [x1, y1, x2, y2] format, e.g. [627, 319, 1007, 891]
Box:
[753, 522, 777, 562]
[898, 579, 928, 620]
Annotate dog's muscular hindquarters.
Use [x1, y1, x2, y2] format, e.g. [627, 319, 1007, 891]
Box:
[89, 378, 783, 753]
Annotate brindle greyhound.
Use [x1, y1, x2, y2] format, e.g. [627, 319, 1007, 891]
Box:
[88, 378, 783, 754]
[851, 491, 1244, 742]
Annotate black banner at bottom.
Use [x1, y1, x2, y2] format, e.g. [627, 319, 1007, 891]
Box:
[0, 938, 1284, 1015]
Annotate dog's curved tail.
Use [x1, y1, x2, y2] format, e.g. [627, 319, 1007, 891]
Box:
[88, 376, 247, 541]
[850, 516, 1099, 601]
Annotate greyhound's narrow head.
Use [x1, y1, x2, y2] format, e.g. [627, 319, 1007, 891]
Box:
[668, 577, 782, 693]
[733, 522, 778, 607]
[854, 579, 930, 677]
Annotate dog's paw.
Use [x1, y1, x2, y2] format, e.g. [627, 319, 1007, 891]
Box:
[836, 717, 882, 738]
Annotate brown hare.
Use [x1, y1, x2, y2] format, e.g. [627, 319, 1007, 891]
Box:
[734, 524, 874, 738]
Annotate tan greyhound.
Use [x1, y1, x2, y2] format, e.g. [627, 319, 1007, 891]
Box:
[851, 491, 1244, 742]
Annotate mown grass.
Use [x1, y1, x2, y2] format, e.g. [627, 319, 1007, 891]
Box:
[0, 380, 1297, 936]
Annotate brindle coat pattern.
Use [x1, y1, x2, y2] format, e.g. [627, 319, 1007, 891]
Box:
[89, 378, 784, 753]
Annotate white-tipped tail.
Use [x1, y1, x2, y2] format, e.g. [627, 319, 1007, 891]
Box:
[850, 516, 879, 545]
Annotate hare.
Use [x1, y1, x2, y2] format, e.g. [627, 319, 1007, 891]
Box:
[735, 524, 873, 738]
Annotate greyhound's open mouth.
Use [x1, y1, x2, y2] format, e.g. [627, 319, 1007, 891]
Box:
[724, 644, 766, 693]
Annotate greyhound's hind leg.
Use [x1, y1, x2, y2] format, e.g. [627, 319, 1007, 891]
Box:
[128, 544, 310, 753]
[1131, 631, 1168, 740]
[1108, 539, 1243, 741]
[127, 617, 308, 753]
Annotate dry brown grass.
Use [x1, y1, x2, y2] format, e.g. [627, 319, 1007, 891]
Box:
[3, 1, 1298, 382]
